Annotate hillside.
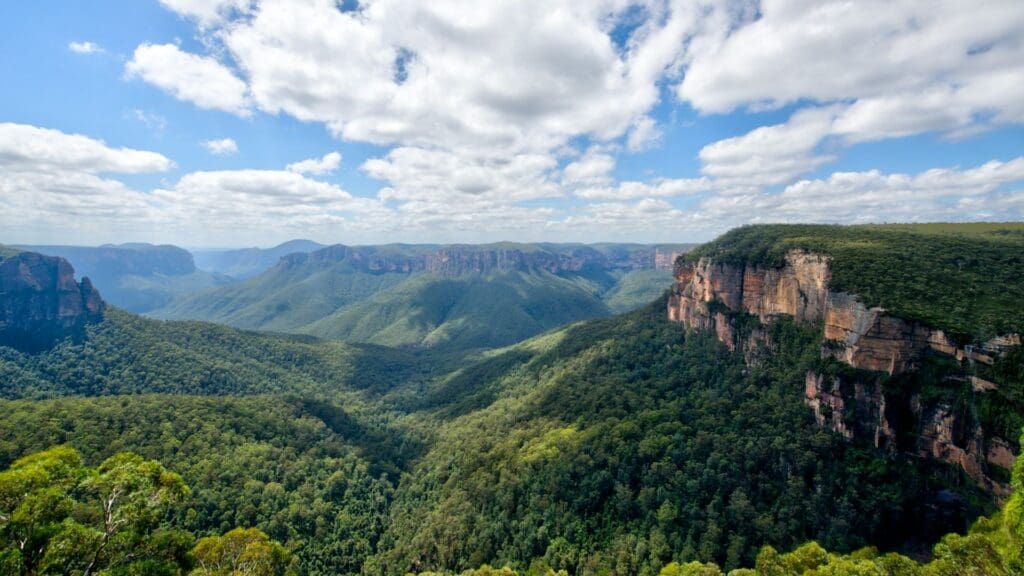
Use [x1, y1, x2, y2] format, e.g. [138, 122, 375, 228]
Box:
[19, 243, 229, 312]
[0, 229, 1021, 575]
[155, 243, 687, 350]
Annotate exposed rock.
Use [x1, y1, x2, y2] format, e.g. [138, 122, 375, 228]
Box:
[0, 252, 105, 353]
[668, 249, 1020, 494]
[281, 244, 691, 278]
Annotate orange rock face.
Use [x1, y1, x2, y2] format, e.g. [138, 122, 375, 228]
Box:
[668, 249, 1020, 494]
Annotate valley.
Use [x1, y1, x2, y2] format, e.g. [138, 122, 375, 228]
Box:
[1, 223, 1022, 575]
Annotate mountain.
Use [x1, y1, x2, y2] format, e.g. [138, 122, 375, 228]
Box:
[0, 224, 1021, 574]
[17, 243, 229, 312]
[155, 242, 690, 350]
[191, 238, 325, 279]
[0, 249, 104, 352]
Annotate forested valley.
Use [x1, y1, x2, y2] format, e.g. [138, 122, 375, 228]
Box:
[2, 224, 1023, 575]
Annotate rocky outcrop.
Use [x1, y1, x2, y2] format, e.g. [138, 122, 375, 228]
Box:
[668, 250, 1019, 494]
[0, 252, 105, 353]
[282, 244, 692, 278]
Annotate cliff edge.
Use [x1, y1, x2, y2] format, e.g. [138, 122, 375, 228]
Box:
[0, 251, 105, 353]
[669, 246, 1020, 494]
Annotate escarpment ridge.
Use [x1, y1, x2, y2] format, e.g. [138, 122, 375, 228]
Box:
[668, 224, 1024, 494]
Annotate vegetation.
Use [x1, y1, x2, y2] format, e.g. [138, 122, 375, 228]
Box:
[0, 446, 293, 575]
[685, 223, 1024, 342]
[1, 225, 1021, 575]
[155, 243, 684, 351]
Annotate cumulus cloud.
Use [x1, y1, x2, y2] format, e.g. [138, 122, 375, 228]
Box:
[698, 106, 840, 187]
[158, 0, 252, 26]
[68, 41, 103, 54]
[0, 123, 172, 174]
[126, 44, 251, 116]
[678, 0, 1024, 141]
[287, 151, 341, 175]
[562, 149, 616, 186]
[695, 157, 1024, 228]
[201, 138, 239, 155]
[0, 123, 172, 241]
[575, 177, 713, 200]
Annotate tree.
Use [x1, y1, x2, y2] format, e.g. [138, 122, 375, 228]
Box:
[190, 527, 294, 576]
[0, 446, 192, 575]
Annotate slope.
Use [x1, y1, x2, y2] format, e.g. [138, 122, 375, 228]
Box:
[302, 269, 612, 350]
[155, 243, 684, 350]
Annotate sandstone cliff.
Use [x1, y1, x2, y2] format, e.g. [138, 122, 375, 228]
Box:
[668, 250, 1019, 494]
[281, 244, 689, 277]
[0, 252, 105, 353]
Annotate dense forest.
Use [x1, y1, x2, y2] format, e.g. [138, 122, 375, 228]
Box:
[1, 224, 1022, 575]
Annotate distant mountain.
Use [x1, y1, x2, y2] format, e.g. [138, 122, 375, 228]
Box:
[17, 243, 229, 313]
[155, 242, 690, 350]
[191, 239, 325, 279]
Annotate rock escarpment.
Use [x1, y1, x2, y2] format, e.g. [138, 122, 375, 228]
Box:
[668, 250, 1019, 493]
[280, 244, 689, 277]
[0, 252, 105, 353]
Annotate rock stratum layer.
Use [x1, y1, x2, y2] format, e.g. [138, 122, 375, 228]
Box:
[280, 244, 685, 277]
[668, 250, 1019, 494]
[0, 252, 105, 353]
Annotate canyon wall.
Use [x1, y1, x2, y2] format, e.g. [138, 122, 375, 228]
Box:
[281, 244, 690, 277]
[668, 250, 1019, 494]
[0, 252, 105, 353]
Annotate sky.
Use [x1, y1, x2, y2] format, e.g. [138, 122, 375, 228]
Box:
[1, 0, 1022, 248]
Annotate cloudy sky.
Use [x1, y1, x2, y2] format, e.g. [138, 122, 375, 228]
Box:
[2, 0, 1022, 247]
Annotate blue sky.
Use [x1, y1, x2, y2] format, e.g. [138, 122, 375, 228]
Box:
[1, 0, 1022, 247]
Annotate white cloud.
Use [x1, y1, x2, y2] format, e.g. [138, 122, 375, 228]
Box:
[698, 106, 839, 187]
[575, 177, 712, 200]
[158, 0, 252, 27]
[287, 151, 341, 175]
[0, 123, 171, 241]
[129, 109, 168, 133]
[0, 123, 172, 174]
[562, 149, 616, 186]
[364, 146, 561, 205]
[626, 115, 662, 152]
[126, 43, 251, 116]
[694, 157, 1024, 228]
[68, 41, 103, 54]
[201, 138, 239, 155]
[678, 0, 1024, 141]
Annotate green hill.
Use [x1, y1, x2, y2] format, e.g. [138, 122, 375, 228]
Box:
[154, 243, 682, 350]
[1, 225, 1021, 575]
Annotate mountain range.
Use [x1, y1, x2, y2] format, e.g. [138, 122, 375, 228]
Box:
[0, 223, 1022, 575]
[153, 242, 689, 350]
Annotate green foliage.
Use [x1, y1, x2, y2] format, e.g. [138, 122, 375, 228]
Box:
[191, 527, 295, 576]
[370, 303, 986, 575]
[303, 271, 612, 350]
[0, 308, 421, 398]
[156, 245, 681, 351]
[685, 223, 1024, 342]
[0, 446, 192, 575]
[0, 396, 399, 575]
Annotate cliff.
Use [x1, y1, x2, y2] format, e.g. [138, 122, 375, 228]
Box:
[280, 244, 690, 277]
[668, 250, 1019, 494]
[0, 252, 105, 353]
